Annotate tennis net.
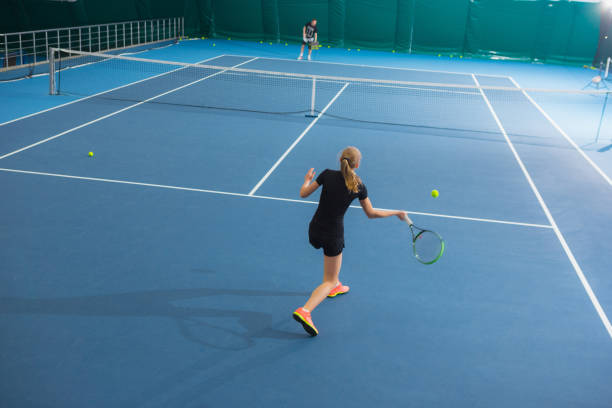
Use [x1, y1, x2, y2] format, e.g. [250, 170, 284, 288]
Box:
[49, 48, 611, 142]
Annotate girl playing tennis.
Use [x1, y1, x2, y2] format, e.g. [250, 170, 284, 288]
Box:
[293, 146, 411, 336]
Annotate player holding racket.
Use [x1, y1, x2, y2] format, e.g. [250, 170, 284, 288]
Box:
[298, 19, 318, 60]
[293, 146, 411, 336]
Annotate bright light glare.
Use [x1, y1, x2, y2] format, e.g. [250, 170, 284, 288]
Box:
[604, 0, 612, 10]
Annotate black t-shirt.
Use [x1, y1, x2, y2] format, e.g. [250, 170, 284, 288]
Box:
[304, 22, 317, 39]
[310, 169, 368, 237]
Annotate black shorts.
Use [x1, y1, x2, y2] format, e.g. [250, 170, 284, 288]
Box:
[302, 39, 314, 48]
[308, 222, 344, 257]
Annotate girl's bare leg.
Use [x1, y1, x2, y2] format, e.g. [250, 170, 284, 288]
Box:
[303, 253, 342, 311]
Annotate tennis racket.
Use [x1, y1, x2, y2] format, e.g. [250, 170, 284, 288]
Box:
[405, 218, 445, 264]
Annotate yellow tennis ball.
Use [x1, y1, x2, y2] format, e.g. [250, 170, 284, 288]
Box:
[357, 48, 360, 51]
[431, 189, 439, 198]
[285, 42, 288, 46]
[392, 50, 396, 53]
[438, 54, 441, 57]
[460, 55, 463, 58]
[269, 42, 272, 45]
[212, 43, 216, 46]
[327, 45, 330, 48]
[228, 37, 231, 40]
[259, 41, 263, 44]
[88, 152, 94, 157]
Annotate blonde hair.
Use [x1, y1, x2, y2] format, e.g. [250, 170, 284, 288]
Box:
[339, 146, 362, 193]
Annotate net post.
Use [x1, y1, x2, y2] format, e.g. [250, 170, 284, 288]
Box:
[48, 47, 55, 95]
[182, 17, 185, 38]
[606, 57, 610, 80]
[306, 77, 318, 118]
[33, 33, 37, 64]
[45, 31, 48, 61]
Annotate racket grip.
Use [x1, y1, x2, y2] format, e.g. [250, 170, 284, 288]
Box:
[403, 214, 413, 226]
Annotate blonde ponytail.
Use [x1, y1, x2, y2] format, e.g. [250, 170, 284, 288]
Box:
[339, 147, 362, 193]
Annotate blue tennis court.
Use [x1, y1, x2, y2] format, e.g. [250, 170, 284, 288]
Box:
[1, 36, 612, 407]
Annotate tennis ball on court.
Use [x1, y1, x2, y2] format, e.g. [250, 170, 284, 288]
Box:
[259, 41, 263, 44]
[285, 42, 288, 46]
[88, 152, 94, 157]
[327, 45, 330, 48]
[269, 42, 273, 45]
[228, 37, 231, 40]
[431, 189, 439, 198]
[357, 48, 360, 51]
[392, 50, 396, 53]
[437, 54, 441, 57]
[348, 48, 351, 51]
[212, 43, 216, 47]
[460, 55, 463, 59]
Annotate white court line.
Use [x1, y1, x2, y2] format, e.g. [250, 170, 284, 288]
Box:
[0, 54, 229, 128]
[224, 53, 509, 79]
[508, 76, 612, 187]
[247, 82, 350, 196]
[0, 167, 552, 229]
[472, 74, 612, 339]
[0, 57, 258, 161]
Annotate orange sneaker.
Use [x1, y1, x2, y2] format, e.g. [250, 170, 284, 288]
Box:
[327, 282, 350, 298]
[293, 307, 318, 336]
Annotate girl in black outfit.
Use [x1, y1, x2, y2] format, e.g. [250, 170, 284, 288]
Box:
[293, 146, 410, 336]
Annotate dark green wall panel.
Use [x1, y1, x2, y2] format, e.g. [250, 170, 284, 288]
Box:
[412, 0, 470, 53]
[210, 0, 264, 39]
[344, 0, 397, 50]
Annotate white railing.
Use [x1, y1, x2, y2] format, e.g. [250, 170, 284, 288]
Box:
[1, 17, 184, 69]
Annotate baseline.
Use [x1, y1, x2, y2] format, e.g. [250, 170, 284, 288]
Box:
[0, 167, 553, 229]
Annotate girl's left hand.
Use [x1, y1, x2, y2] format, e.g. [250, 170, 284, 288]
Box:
[304, 168, 316, 183]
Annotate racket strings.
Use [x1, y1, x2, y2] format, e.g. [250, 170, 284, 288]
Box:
[413, 230, 444, 264]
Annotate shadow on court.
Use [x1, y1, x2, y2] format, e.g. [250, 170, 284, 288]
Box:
[597, 143, 612, 152]
[0, 287, 310, 350]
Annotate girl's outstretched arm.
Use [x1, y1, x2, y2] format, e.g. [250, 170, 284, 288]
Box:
[300, 168, 320, 198]
[359, 198, 412, 223]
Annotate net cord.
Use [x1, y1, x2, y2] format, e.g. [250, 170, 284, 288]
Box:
[49, 47, 611, 96]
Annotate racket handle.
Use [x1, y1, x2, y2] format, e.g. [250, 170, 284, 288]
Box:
[403, 213, 413, 226]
